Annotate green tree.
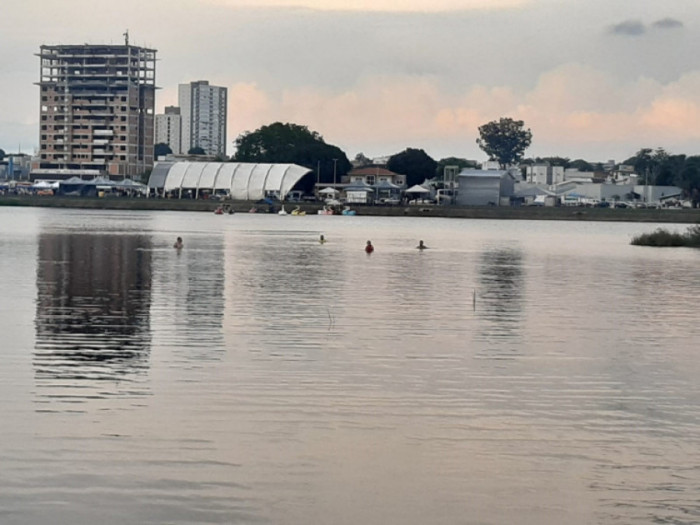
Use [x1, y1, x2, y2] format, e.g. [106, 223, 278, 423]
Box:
[0, 148, 5, 161]
[679, 156, 700, 206]
[233, 122, 351, 185]
[154, 143, 172, 158]
[655, 154, 685, 186]
[354, 152, 372, 167]
[435, 157, 478, 179]
[569, 159, 594, 172]
[624, 147, 678, 185]
[476, 117, 532, 168]
[537, 156, 570, 168]
[188, 146, 206, 155]
[387, 148, 438, 187]
[623, 148, 657, 182]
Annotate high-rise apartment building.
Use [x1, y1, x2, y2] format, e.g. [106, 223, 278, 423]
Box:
[37, 43, 156, 177]
[178, 80, 227, 157]
[154, 106, 182, 155]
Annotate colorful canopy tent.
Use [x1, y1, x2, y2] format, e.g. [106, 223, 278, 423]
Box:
[148, 162, 314, 200]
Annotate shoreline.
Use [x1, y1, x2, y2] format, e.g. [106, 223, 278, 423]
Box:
[1, 195, 699, 223]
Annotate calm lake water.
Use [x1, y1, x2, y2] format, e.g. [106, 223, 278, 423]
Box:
[1, 207, 700, 525]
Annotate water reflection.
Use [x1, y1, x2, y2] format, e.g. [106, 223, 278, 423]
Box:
[476, 247, 525, 347]
[34, 233, 152, 409]
[152, 233, 226, 360]
[224, 231, 345, 356]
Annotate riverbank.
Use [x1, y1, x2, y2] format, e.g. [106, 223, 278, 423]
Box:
[1, 194, 699, 223]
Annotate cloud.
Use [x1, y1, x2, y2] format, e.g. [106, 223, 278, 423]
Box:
[609, 19, 646, 36]
[4, 0, 700, 162]
[213, 64, 700, 161]
[608, 17, 684, 37]
[652, 17, 683, 30]
[203, 0, 529, 12]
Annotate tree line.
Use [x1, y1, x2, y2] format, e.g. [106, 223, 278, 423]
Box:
[154, 118, 529, 188]
[151, 118, 700, 200]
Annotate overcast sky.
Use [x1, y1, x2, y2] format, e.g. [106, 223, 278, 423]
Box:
[2, 0, 700, 162]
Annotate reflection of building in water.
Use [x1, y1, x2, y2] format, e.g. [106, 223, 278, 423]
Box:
[477, 247, 525, 346]
[34, 233, 152, 407]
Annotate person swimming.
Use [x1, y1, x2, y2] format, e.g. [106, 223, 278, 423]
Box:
[319, 234, 326, 244]
[417, 240, 428, 250]
[173, 236, 183, 249]
[365, 240, 374, 254]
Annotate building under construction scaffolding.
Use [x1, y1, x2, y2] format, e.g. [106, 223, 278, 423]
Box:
[36, 43, 156, 178]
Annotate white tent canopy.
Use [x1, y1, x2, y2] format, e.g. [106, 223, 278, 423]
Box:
[32, 181, 59, 189]
[149, 161, 312, 201]
[406, 184, 430, 193]
[319, 187, 339, 195]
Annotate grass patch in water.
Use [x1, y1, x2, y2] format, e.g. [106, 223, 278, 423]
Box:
[631, 225, 700, 247]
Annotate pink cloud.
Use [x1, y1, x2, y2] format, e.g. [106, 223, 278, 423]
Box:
[182, 64, 700, 159]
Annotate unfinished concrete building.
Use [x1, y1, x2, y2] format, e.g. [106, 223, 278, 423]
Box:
[36, 44, 157, 178]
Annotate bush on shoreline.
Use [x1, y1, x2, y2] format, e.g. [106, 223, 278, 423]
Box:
[631, 225, 700, 247]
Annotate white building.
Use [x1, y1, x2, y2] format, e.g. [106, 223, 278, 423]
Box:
[563, 168, 595, 181]
[526, 163, 565, 185]
[178, 80, 228, 157]
[154, 106, 182, 155]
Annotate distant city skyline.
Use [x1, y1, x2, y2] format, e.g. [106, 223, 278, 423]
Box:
[2, 0, 700, 164]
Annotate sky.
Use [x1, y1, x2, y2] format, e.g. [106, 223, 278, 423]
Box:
[2, 0, 700, 163]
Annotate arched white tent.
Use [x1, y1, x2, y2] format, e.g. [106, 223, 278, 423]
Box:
[148, 162, 313, 200]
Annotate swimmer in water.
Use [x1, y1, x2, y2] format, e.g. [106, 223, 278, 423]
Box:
[416, 240, 428, 250]
[365, 240, 374, 254]
[173, 237, 183, 249]
[319, 234, 326, 244]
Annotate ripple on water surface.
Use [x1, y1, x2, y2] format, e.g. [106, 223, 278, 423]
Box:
[2, 211, 700, 524]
